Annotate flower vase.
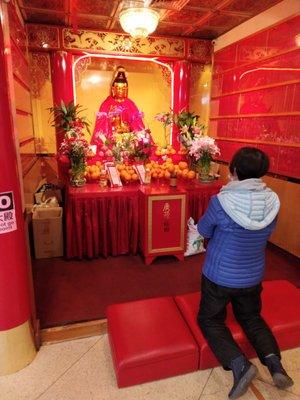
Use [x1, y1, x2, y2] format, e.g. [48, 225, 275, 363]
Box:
[70, 160, 86, 187]
[199, 158, 212, 182]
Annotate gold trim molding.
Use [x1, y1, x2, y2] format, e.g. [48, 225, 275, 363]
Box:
[0, 320, 36, 375]
[63, 29, 185, 58]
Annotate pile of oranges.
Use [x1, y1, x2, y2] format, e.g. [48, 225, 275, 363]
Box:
[85, 162, 103, 181]
[85, 159, 197, 184]
[116, 164, 139, 183]
[154, 145, 176, 156]
[145, 159, 196, 180]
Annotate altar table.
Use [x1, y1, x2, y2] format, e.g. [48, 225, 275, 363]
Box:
[65, 181, 221, 259]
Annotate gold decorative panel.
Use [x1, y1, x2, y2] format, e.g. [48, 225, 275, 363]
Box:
[29, 52, 51, 98]
[27, 25, 60, 49]
[63, 29, 185, 58]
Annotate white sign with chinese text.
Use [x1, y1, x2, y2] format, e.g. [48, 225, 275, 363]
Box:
[0, 192, 17, 234]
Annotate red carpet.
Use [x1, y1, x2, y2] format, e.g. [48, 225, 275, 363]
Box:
[32, 244, 300, 328]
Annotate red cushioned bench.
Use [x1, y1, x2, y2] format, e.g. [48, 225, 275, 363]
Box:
[107, 296, 199, 387]
[107, 280, 300, 387]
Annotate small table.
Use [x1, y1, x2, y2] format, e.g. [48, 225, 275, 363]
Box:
[65, 180, 222, 259]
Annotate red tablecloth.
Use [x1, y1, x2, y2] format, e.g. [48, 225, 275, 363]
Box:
[66, 180, 221, 259]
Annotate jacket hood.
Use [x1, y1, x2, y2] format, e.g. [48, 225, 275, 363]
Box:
[217, 178, 280, 230]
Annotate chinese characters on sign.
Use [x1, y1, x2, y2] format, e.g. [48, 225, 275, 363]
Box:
[163, 202, 170, 232]
[0, 192, 17, 234]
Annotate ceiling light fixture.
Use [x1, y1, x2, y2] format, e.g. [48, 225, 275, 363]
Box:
[119, 7, 160, 39]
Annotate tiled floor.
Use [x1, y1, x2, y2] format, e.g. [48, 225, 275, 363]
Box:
[0, 335, 299, 400]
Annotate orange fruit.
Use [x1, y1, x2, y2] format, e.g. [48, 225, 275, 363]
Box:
[167, 164, 175, 173]
[187, 170, 196, 179]
[164, 171, 171, 179]
[181, 168, 189, 178]
[132, 173, 139, 181]
[152, 172, 158, 179]
[124, 173, 131, 181]
[170, 149, 176, 154]
[179, 161, 188, 170]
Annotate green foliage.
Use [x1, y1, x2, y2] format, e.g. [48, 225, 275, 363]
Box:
[48, 100, 90, 134]
[174, 111, 200, 129]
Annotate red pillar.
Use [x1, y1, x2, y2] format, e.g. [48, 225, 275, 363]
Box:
[172, 60, 190, 150]
[0, 2, 36, 374]
[50, 51, 74, 150]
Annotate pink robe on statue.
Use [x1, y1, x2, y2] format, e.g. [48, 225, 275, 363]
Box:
[90, 96, 145, 145]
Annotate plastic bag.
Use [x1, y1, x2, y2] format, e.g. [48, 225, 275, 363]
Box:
[184, 217, 205, 257]
[32, 197, 59, 211]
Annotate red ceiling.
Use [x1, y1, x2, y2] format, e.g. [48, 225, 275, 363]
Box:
[18, 0, 283, 39]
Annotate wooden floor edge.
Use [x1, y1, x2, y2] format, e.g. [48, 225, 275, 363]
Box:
[40, 319, 107, 345]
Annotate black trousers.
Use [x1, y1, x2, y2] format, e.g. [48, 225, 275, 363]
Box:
[197, 275, 280, 369]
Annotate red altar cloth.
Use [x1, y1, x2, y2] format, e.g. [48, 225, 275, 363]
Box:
[66, 180, 221, 259]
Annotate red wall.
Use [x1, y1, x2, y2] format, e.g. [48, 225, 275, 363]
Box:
[210, 15, 300, 179]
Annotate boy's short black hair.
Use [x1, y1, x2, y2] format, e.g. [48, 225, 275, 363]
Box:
[229, 147, 269, 180]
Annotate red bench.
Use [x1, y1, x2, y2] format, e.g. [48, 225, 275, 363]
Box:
[107, 280, 300, 387]
[107, 296, 199, 387]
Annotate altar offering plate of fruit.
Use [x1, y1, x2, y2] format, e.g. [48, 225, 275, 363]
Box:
[145, 158, 196, 184]
[116, 163, 140, 185]
[153, 145, 188, 164]
[85, 161, 105, 183]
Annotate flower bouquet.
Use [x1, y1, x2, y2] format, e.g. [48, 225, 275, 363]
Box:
[95, 129, 153, 165]
[49, 101, 91, 186]
[188, 136, 220, 181]
[59, 130, 90, 187]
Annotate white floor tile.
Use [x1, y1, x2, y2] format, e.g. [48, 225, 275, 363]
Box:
[38, 335, 211, 400]
[0, 336, 100, 400]
[0, 334, 299, 400]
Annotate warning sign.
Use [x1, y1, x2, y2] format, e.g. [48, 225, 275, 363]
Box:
[0, 191, 17, 234]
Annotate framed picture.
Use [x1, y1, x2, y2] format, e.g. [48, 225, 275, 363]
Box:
[106, 165, 123, 187]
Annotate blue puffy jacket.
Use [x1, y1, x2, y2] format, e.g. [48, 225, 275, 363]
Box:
[197, 178, 280, 288]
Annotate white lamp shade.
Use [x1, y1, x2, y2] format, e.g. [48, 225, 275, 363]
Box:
[119, 7, 160, 38]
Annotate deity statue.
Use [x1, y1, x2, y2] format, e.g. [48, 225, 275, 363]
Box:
[90, 66, 145, 147]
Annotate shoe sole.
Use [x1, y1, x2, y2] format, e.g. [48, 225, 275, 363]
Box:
[229, 365, 258, 399]
[272, 373, 294, 389]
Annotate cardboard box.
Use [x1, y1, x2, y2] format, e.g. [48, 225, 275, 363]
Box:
[32, 207, 63, 259]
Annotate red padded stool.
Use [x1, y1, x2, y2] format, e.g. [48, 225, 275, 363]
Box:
[174, 280, 300, 370]
[107, 296, 199, 387]
[261, 280, 300, 351]
[174, 292, 256, 369]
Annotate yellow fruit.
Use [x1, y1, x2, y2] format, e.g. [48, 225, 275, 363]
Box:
[91, 172, 100, 180]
